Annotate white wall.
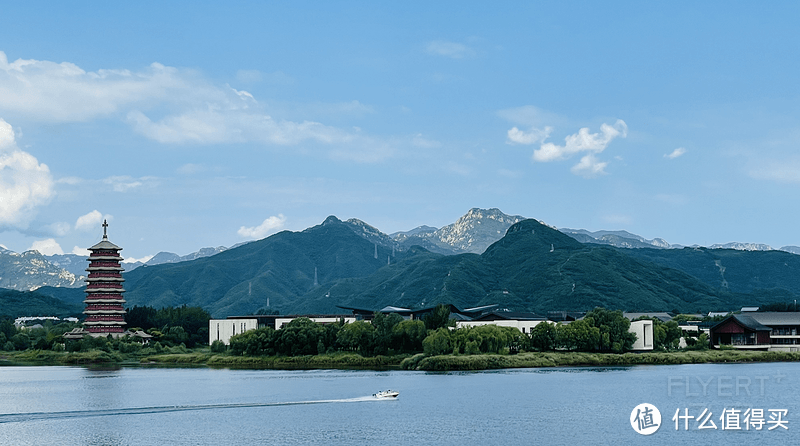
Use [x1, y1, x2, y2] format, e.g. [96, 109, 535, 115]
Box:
[274, 316, 356, 330]
[455, 319, 545, 334]
[629, 320, 654, 351]
[209, 319, 259, 345]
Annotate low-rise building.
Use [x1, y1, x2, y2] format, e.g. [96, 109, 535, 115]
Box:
[208, 314, 356, 345]
[708, 312, 800, 351]
[456, 311, 546, 334]
[629, 320, 654, 351]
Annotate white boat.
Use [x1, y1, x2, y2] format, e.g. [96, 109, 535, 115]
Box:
[373, 390, 399, 399]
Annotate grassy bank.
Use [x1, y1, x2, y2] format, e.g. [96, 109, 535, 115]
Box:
[1, 349, 124, 365]
[401, 350, 800, 371]
[4, 349, 800, 371]
[201, 352, 407, 369]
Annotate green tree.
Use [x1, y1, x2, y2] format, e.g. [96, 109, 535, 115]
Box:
[336, 321, 376, 355]
[422, 328, 452, 356]
[423, 305, 456, 331]
[391, 320, 427, 353]
[585, 308, 636, 352]
[530, 322, 558, 351]
[10, 332, 31, 351]
[372, 312, 404, 355]
[273, 318, 324, 356]
[557, 319, 600, 351]
[210, 340, 227, 353]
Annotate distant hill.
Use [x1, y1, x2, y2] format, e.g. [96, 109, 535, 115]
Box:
[0, 288, 83, 318]
[622, 247, 800, 295]
[0, 248, 82, 290]
[7, 208, 800, 318]
[559, 228, 671, 249]
[123, 216, 414, 317]
[395, 208, 527, 254]
[293, 219, 742, 314]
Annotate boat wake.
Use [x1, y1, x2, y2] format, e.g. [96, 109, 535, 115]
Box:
[0, 395, 393, 424]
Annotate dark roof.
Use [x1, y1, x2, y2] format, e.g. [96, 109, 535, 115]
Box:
[547, 311, 585, 322]
[747, 312, 800, 326]
[472, 311, 546, 322]
[623, 312, 673, 322]
[711, 314, 771, 332]
[337, 303, 500, 318]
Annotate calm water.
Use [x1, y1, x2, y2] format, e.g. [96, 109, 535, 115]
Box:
[0, 362, 798, 445]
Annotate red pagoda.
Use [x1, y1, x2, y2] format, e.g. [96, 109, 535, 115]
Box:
[83, 220, 127, 336]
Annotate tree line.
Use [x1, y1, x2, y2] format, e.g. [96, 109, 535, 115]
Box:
[0, 304, 211, 352]
[227, 306, 689, 357]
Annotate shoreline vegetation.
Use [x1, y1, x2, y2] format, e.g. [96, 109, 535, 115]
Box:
[3, 349, 800, 371]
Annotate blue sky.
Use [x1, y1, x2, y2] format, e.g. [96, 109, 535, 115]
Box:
[1, 2, 799, 261]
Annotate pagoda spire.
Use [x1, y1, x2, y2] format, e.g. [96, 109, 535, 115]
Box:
[102, 219, 108, 239]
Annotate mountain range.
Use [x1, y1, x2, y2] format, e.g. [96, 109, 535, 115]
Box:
[3, 208, 800, 318]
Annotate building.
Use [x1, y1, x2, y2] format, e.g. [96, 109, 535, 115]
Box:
[710, 312, 800, 352]
[209, 314, 356, 345]
[456, 311, 546, 334]
[209, 318, 259, 345]
[749, 312, 800, 351]
[709, 314, 772, 350]
[629, 320, 654, 351]
[82, 220, 127, 337]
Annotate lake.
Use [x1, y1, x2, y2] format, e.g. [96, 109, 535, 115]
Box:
[0, 362, 797, 445]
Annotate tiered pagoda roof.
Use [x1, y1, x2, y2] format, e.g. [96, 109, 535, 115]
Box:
[83, 220, 127, 337]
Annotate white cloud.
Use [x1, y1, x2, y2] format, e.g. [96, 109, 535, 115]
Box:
[0, 52, 391, 162]
[29, 238, 63, 256]
[0, 118, 54, 228]
[238, 214, 287, 239]
[425, 41, 475, 59]
[0, 53, 201, 122]
[665, 147, 686, 159]
[122, 254, 154, 264]
[71, 246, 90, 256]
[102, 175, 157, 192]
[533, 120, 628, 162]
[749, 159, 800, 183]
[507, 126, 553, 145]
[47, 221, 71, 236]
[570, 154, 608, 178]
[126, 109, 354, 146]
[523, 120, 628, 178]
[57, 176, 83, 185]
[411, 134, 441, 149]
[75, 210, 109, 232]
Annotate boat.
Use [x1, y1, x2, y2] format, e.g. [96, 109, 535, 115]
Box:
[373, 390, 399, 399]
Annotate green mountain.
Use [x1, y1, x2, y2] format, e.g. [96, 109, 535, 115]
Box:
[122, 216, 412, 317]
[621, 247, 800, 296]
[33, 216, 800, 318]
[294, 219, 743, 314]
[0, 288, 83, 318]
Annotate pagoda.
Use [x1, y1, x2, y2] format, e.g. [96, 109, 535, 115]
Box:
[83, 220, 127, 337]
